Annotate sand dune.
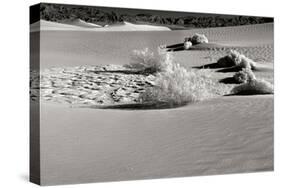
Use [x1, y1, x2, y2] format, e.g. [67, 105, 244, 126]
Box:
[38, 95, 273, 185]
[101, 21, 171, 31]
[35, 23, 273, 69]
[31, 22, 274, 185]
[59, 18, 102, 28]
[30, 20, 86, 32]
[30, 20, 171, 32]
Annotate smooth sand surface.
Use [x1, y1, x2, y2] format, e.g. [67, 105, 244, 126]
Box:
[30, 20, 86, 32]
[34, 23, 274, 185]
[101, 21, 171, 31]
[39, 95, 273, 185]
[37, 23, 273, 69]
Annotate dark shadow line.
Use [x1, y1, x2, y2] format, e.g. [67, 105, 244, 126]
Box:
[224, 93, 273, 96]
[219, 77, 240, 84]
[165, 43, 184, 49]
[75, 102, 189, 110]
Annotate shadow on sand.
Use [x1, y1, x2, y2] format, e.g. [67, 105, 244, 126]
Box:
[224, 93, 273, 96]
[164, 42, 227, 52]
[77, 102, 189, 110]
[216, 66, 243, 73]
[193, 61, 243, 73]
[219, 77, 239, 84]
[165, 43, 186, 52]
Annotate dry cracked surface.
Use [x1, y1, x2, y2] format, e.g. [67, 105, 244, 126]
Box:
[30, 65, 155, 106]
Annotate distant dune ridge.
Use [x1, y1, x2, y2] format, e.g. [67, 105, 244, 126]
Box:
[59, 18, 102, 28]
[30, 19, 171, 32]
[30, 20, 86, 32]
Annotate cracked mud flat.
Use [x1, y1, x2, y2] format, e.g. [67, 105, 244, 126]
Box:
[31, 65, 155, 106]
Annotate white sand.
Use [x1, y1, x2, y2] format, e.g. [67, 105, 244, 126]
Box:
[39, 95, 273, 185]
[33, 23, 274, 185]
[36, 23, 273, 69]
[60, 18, 102, 28]
[30, 20, 171, 32]
[101, 21, 171, 31]
[30, 20, 85, 32]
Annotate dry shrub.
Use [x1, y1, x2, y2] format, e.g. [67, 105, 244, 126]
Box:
[218, 50, 257, 69]
[125, 48, 173, 74]
[229, 50, 256, 69]
[231, 79, 273, 95]
[233, 68, 256, 83]
[140, 65, 216, 106]
[190, 33, 209, 45]
[127, 48, 221, 107]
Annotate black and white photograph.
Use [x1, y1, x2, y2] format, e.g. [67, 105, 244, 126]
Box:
[29, 2, 274, 186]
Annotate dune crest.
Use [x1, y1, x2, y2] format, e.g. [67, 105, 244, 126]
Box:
[103, 21, 171, 31]
[59, 18, 102, 28]
[30, 20, 87, 32]
[30, 20, 171, 32]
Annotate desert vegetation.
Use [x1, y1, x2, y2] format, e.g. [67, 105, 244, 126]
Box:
[217, 50, 256, 69]
[139, 65, 216, 107]
[217, 54, 274, 95]
[219, 51, 274, 95]
[124, 47, 274, 107]
[127, 48, 221, 107]
[233, 68, 256, 83]
[36, 41, 273, 109]
[231, 79, 273, 95]
[125, 48, 173, 74]
[188, 33, 209, 45]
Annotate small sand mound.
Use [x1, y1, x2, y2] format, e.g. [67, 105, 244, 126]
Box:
[231, 79, 273, 95]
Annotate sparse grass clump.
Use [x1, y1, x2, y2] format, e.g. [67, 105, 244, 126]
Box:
[217, 50, 256, 69]
[189, 33, 209, 45]
[231, 79, 273, 95]
[125, 48, 173, 74]
[233, 68, 256, 83]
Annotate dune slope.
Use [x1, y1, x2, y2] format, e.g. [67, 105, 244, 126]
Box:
[30, 20, 171, 32]
[39, 95, 273, 185]
[59, 18, 102, 28]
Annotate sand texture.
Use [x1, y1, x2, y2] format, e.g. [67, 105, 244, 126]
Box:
[36, 65, 155, 106]
[31, 23, 274, 185]
[40, 95, 273, 185]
